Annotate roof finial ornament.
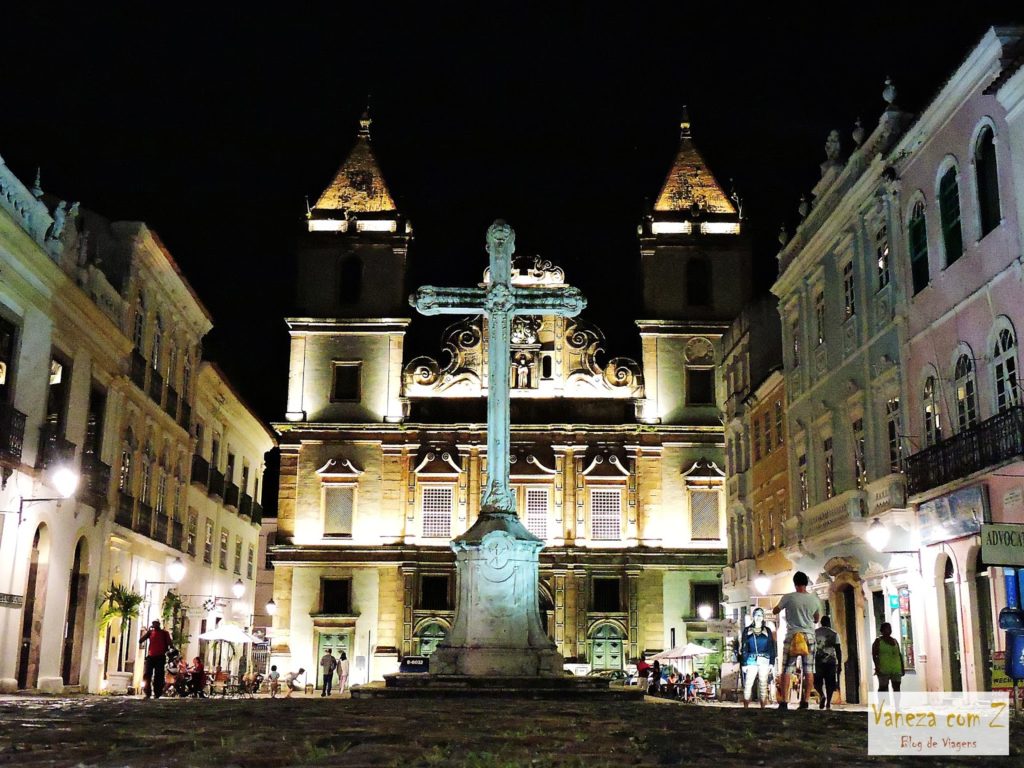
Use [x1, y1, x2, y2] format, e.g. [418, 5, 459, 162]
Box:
[824, 129, 841, 162]
[680, 105, 691, 138]
[882, 77, 897, 107]
[778, 224, 789, 246]
[304, 195, 311, 219]
[32, 168, 43, 199]
[852, 117, 866, 147]
[798, 194, 809, 219]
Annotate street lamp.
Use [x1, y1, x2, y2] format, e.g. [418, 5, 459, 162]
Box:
[265, 598, 277, 616]
[51, 464, 80, 499]
[167, 557, 187, 584]
[232, 579, 245, 600]
[754, 570, 771, 596]
[697, 604, 713, 621]
[865, 518, 891, 552]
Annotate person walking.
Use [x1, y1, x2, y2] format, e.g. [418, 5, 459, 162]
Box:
[138, 619, 173, 699]
[872, 622, 905, 706]
[814, 615, 842, 709]
[337, 651, 350, 695]
[739, 607, 776, 709]
[320, 648, 338, 696]
[773, 571, 822, 711]
[268, 665, 281, 698]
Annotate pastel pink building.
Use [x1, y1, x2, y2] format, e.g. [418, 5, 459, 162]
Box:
[898, 27, 1024, 692]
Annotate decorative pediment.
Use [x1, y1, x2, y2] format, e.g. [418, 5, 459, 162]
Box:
[483, 254, 566, 287]
[681, 458, 725, 488]
[413, 445, 463, 476]
[404, 318, 484, 395]
[580, 445, 630, 478]
[316, 457, 363, 480]
[563, 319, 643, 398]
[509, 444, 558, 478]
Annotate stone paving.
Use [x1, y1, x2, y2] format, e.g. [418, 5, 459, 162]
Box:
[0, 693, 1020, 767]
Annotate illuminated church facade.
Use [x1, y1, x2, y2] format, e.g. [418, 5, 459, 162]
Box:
[268, 112, 752, 684]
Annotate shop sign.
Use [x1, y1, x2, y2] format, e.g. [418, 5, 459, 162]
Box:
[888, 593, 900, 612]
[981, 523, 1024, 567]
[917, 485, 988, 546]
[1004, 487, 1024, 518]
[0, 593, 24, 608]
[898, 587, 911, 617]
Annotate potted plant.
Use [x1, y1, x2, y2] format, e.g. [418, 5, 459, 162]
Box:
[98, 582, 144, 694]
[161, 590, 189, 650]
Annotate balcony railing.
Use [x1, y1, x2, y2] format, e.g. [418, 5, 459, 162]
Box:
[190, 454, 209, 488]
[171, 520, 184, 551]
[36, 424, 75, 470]
[115, 491, 134, 528]
[224, 482, 239, 509]
[81, 453, 111, 508]
[130, 350, 147, 389]
[239, 493, 253, 519]
[164, 387, 179, 421]
[208, 469, 225, 499]
[251, 501, 263, 526]
[135, 502, 153, 536]
[179, 401, 192, 432]
[0, 402, 27, 464]
[906, 405, 1024, 496]
[148, 369, 164, 405]
[154, 512, 169, 543]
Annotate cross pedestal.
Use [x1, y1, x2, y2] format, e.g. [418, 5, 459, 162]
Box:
[409, 220, 585, 677]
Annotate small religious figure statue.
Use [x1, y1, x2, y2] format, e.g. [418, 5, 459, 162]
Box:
[515, 354, 531, 389]
[739, 607, 776, 709]
[824, 129, 841, 163]
[47, 201, 67, 242]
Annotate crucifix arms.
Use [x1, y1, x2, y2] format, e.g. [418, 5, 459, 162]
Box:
[409, 286, 586, 317]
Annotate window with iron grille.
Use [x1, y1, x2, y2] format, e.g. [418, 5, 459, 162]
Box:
[590, 488, 621, 541]
[524, 487, 548, 540]
[324, 485, 355, 537]
[219, 529, 229, 570]
[421, 486, 453, 539]
[690, 490, 720, 540]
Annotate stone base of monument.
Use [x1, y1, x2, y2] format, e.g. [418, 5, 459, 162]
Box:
[351, 674, 645, 700]
[428, 646, 563, 677]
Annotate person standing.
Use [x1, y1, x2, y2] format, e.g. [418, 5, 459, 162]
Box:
[872, 622, 905, 705]
[320, 648, 338, 696]
[814, 615, 842, 709]
[138, 619, 173, 699]
[337, 651, 350, 695]
[739, 608, 776, 709]
[773, 571, 822, 711]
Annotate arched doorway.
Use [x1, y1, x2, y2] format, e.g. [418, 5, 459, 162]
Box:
[835, 583, 861, 704]
[62, 538, 90, 685]
[538, 582, 554, 640]
[17, 525, 50, 689]
[973, 550, 994, 691]
[589, 623, 625, 671]
[942, 556, 964, 691]
[415, 621, 448, 657]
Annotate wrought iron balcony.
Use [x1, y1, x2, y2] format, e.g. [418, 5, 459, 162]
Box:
[154, 512, 169, 543]
[164, 387, 179, 420]
[905, 405, 1024, 496]
[224, 482, 239, 509]
[171, 520, 184, 551]
[130, 350, 147, 389]
[0, 402, 26, 464]
[179, 401, 192, 432]
[36, 423, 75, 470]
[148, 369, 164, 405]
[208, 468, 225, 499]
[80, 453, 111, 508]
[251, 501, 263, 526]
[115, 491, 134, 528]
[135, 502, 153, 536]
[239, 493, 253, 519]
[190, 454, 209, 487]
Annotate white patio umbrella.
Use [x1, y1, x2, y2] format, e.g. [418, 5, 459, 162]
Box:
[650, 643, 714, 662]
[198, 623, 259, 644]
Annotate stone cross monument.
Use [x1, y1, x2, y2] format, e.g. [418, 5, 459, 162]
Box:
[410, 220, 585, 676]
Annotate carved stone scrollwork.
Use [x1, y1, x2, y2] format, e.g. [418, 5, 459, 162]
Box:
[404, 317, 484, 395]
[563, 319, 643, 397]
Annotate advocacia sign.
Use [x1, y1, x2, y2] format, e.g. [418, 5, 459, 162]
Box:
[981, 523, 1024, 567]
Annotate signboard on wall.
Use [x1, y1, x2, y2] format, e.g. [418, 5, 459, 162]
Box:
[917, 485, 988, 546]
[982, 523, 1024, 567]
[0, 593, 24, 608]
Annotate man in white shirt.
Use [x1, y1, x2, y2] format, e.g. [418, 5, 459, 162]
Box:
[773, 570, 822, 710]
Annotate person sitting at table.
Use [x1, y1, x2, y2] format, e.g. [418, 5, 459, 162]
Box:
[188, 657, 207, 698]
[692, 672, 708, 700]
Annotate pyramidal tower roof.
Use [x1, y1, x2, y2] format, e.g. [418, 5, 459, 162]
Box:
[653, 109, 736, 215]
[312, 110, 397, 215]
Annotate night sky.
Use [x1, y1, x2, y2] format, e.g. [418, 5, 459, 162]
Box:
[1, 5, 1020, 440]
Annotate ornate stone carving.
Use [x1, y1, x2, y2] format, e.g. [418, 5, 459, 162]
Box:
[511, 316, 541, 346]
[404, 319, 483, 394]
[684, 337, 715, 365]
[564, 319, 643, 396]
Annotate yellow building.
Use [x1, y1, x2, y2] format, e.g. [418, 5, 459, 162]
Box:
[269, 113, 751, 684]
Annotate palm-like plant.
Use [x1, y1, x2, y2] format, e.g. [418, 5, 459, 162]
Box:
[98, 583, 144, 673]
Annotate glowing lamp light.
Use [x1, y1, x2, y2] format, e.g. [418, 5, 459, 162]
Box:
[697, 604, 713, 621]
[168, 557, 187, 584]
[866, 517, 891, 552]
[51, 465, 79, 499]
[266, 598, 277, 616]
[232, 579, 246, 600]
[754, 570, 771, 596]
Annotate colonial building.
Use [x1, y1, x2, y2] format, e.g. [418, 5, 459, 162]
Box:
[0, 155, 272, 693]
[268, 112, 749, 684]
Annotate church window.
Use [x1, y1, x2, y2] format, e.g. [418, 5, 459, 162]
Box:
[954, 353, 978, 431]
[419, 575, 451, 611]
[592, 577, 622, 612]
[219, 528, 229, 570]
[524, 487, 548, 540]
[876, 225, 890, 289]
[690, 489, 720, 541]
[421, 486, 453, 539]
[339, 257, 363, 304]
[939, 167, 963, 266]
[993, 325, 1019, 413]
[331, 362, 361, 402]
[976, 127, 1000, 237]
[203, 519, 214, 565]
[842, 261, 855, 319]
[686, 258, 711, 307]
[687, 368, 714, 405]
[323, 485, 355, 537]
[822, 436, 835, 499]
[923, 376, 942, 447]
[908, 201, 929, 294]
[886, 397, 903, 472]
[589, 488, 622, 541]
[321, 578, 352, 614]
[233, 536, 242, 575]
[814, 289, 825, 345]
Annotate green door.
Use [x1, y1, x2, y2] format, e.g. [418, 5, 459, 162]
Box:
[591, 625, 624, 671]
[417, 622, 448, 657]
[316, 632, 350, 690]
